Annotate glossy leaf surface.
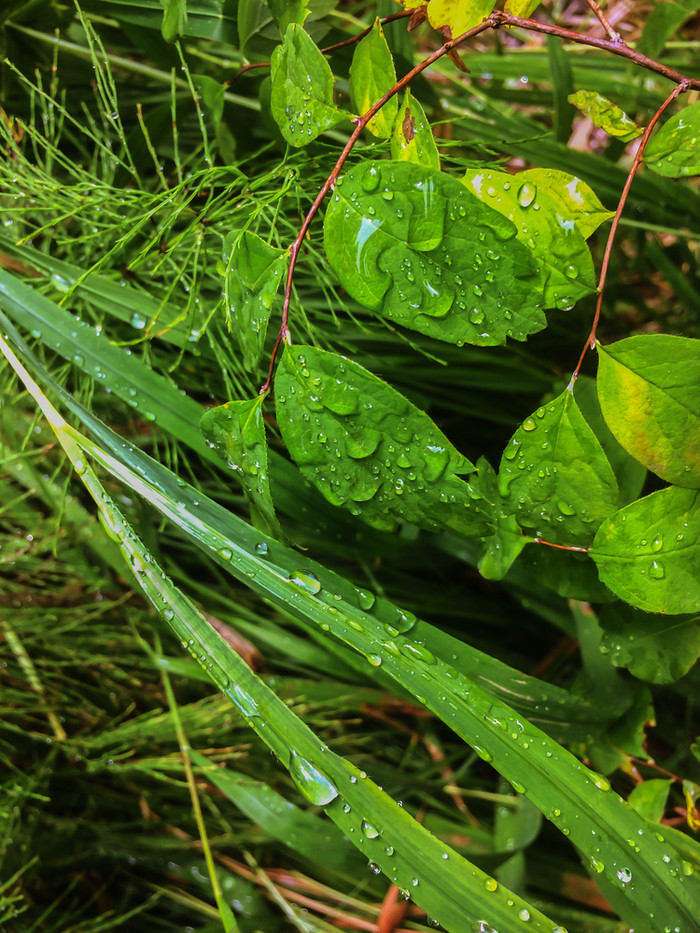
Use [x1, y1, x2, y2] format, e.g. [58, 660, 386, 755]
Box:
[224, 231, 288, 371]
[645, 100, 700, 177]
[471, 458, 530, 580]
[628, 780, 673, 823]
[275, 344, 492, 536]
[599, 603, 700, 685]
[268, 0, 309, 32]
[390, 90, 440, 170]
[270, 23, 346, 147]
[200, 397, 283, 539]
[499, 387, 619, 546]
[462, 167, 608, 310]
[349, 18, 397, 137]
[568, 90, 643, 141]
[597, 335, 700, 488]
[591, 487, 700, 614]
[324, 160, 544, 346]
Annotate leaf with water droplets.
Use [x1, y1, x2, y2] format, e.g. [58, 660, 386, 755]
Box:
[391, 90, 440, 170]
[645, 99, 700, 177]
[324, 160, 544, 347]
[271, 23, 347, 147]
[267, 0, 309, 32]
[275, 344, 493, 536]
[470, 457, 530, 579]
[597, 335, 700, 488]
[568, 90, 643, 142]
[499, 388, 619, 546]
[591, 486, 700, 613]
[200, 396, 284, 539]
[349, 18, 397, 138]
[223, 231, 288, 371]
[462, 167, 608, 310]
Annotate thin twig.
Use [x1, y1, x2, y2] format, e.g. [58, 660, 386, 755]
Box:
[583, 0, 623, 43]
[534, 538, 590, 552]
[572, 81, 688, 379]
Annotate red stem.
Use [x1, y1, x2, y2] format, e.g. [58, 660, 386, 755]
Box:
[534, 539, 590, 553]
[572, 81, 688, 380]
[582, 0, 622, 43]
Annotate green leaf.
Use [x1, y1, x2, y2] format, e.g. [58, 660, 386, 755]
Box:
[349, 18, 397, 138]
[516, 545, 613, 602]
[270, 23, 346, 147]
[470, 458, 530, 580]
[324, 160, 544, 347]
[223, 231, 288, 371]
[462, 167, 605, 310]
[504, 0, 540, 17]
[597, 335, 700, 488]
[275, 344, 493, 536]
[645, 100, 700, 177]
[200, 396, 284, 539]
[390, 90, 440, 170]
[628, 779, 673, 823]
[599, 603, 700, 684]
[499, 387, 619, 546]
[591, 486, 700, 614]
[568, 90, 643, 142]
[160, 0, 187, 41]
[638, 0, 700, 60]
[267, 0, 309, 32]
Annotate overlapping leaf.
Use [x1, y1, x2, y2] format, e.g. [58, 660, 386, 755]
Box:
[462, 167, 610, 309]
[568, 90, 643, 141]
[597, 335, 700, 488]
[504, 0, 541, 16]
[268, 0, 309, 32]
[324, 160, 544, 346]
[397, 0, 494, 36]
[275, 344, 493, 536]
[390, 89, 440, 169]
[270, 23, 346, 146]
[349, 18, 397, 137]
[591, 486, 700, 613]
[499, 387, 619, 546]
[470, 458, 530, 580]
[645, 100, 700, 177]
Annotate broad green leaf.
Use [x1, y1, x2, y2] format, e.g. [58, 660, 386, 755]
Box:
[499, 387, 619, 546]
[599, 603, 700, 684]
[324, 160, 544, 347]
[349, 18, 397, 138]
[645, 100, 700, 177]
[597, 335, 700, 488]
[638, 0, 700, 61]
[267, 0, 309, 32]
[470, 458, 530, 580]
[568, 90, 643, 142]
[462, 168, 604, 310]
[390, 90, 440, 170]
[628, 779, 673, 823]
[223, 231, 288, 371]
[200, 396, 283, 540]
[160, 0, 187, 41]
[504, 0, 540, 16]
[591, 486, 700, 614]
[275, 344, 493, 536]
[425, 0, 494, 36]
[516, 545, 613, 602]
[270, 23, 346, 147]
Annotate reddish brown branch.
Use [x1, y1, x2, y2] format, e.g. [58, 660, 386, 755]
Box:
[572, 81, 688, 379]
[582, 0, 623, 43]
[534, 538, 590, 553]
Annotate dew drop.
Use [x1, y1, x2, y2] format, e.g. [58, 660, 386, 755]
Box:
[288, 570, 322, 595]
[289, 751, 338, 805]
[130, 312, 147, 330]
[522, 418, 537, 432]
[649, 561, 665, 580]
[255, 541, 269, 556]
[361, 819, 380, 839]
[517, 183, 536, 208]
[617, 867, 632, 883]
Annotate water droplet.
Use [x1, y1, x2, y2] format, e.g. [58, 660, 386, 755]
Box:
[289, 751, 338, 805]
[255, 541, 269, 556]
[218, 547, 233, 560]
[361, 819, 380, 838]
[590, 857, 605, 873]
[469, 307, 485, 325]
[368, 861, 382, 874]
[362, 166, 381, 193]
[617, 867, 632, 883]
[517, 183, 536, 208]
[400, 642, 435, 664]
[518, 909, 530, 921]
[288, 570, 322, 595]
[484, 878, 498, 892]
[130, 312, 147, 330]
[163, 608, 174, 621]
[649, 561, 665, 580]
[522, 418, 537, 432]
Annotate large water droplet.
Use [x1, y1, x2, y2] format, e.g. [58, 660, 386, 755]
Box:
[361, 819, 380, 838]
[522, 418, 537, 432]
[649, 561, 665, 580]
[289, 751, 338, 805]
[517, 183, 536, 208]
[617, 867, 632, 883]
[289, 570, 322, 595]
[361, 166, 381, 193]
[130, 312, 147, 330]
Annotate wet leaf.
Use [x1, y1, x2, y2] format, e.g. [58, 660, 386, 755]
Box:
[568, 90, 643, 142]
[324, 160, 544, 347]
[645, 100, 700, 177]
[462, 167, 609, 310]
[275, 344, 493, 536]
[499, 387, 619, 546]
[597, 335, 700, 488]
[390, 89, 440, 170]
[223, 231, 288, 371]
[599, 603, 700, 685]
[200, 396, 284, 539]
[591, 486, 700, 614]
[268, 0, 309, 32]
[270, 23, 346, 147]
[349, 18, 397, 138]
[471, 458, 530, 580]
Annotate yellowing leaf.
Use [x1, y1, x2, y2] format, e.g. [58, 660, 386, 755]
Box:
[504, 0, 540, 16]
[390, 90, 440, 170]
[349, 18, 397, 137]
[426, 0, 494, 35]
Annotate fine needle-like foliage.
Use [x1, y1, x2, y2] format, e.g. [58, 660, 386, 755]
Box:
[2, 1, 700, 932]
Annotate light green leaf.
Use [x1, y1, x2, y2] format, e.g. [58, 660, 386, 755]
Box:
[628, 779, 673, 823]
[275, 344, 493, 536]
[499, 387, 619, 546]
[591, 486, 700, 614]
[645, 100, 700, 177]
[160, 0, 187, 41]
[471, 458, 530, 580]
[324, 160, 544, 346]
[638, 0, 700, 60]
[568, 90, 643, 142]
[597, 335, 700, 488]
[390, 90, 440, 170]
[462, 167, 607, 310]
[349, 18, 397, 138]
[200, 396, 284, 539]
[223, 231, 288, 371]
[268, 0, 309, 32]
[599, 603, 700, 684]
[504, 0, 540, 17]
[270, 23, 346, 147]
